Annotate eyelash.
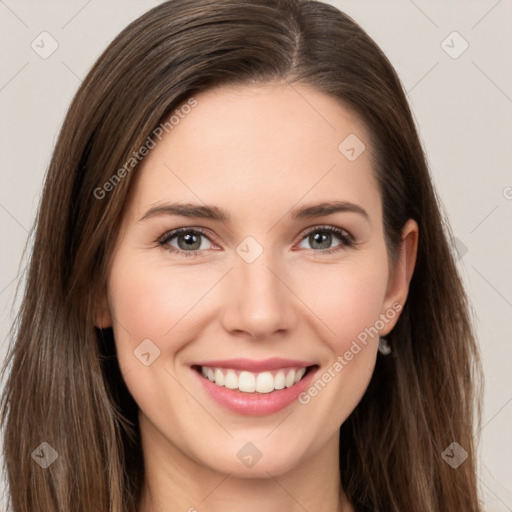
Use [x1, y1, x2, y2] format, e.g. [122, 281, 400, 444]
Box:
[157, 225, 356, 258]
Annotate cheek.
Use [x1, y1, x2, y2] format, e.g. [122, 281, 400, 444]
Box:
[106, 254, 215, 425]
[108, 252, 220, 350]
[295, 257, 389, 350]
[290, 260, 388, 431]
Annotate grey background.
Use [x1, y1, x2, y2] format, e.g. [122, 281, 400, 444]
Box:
[0, 0, 511, 510]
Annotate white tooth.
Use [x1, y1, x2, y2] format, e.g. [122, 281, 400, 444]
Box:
[285, 369, 296, 388]
[224, 370, 238, 389]
[238, 371, 256, 392]
[207, 368, 215, 381]
[201, 366, 208, 378]
[274, 370, 286, 390]
[294, 367, 306, 383]
[255, 371, 274, 393]
[214, 368, 225, 386]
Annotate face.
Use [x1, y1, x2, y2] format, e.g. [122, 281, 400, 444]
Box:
[100, 82, 417, 479]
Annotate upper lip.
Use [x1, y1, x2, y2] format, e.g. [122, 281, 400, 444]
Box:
[192, 358, 315, 372]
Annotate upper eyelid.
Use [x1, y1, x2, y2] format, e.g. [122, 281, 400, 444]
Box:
[158, 226, 217, 244]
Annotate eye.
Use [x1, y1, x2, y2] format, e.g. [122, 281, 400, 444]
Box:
[157, 225, 355, 258]
[297, 226, 355, 255]
[158, 228, 216, 257]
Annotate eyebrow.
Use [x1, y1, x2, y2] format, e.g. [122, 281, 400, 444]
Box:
[139, 200, 369, 223]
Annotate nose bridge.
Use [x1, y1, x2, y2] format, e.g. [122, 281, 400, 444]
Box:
[221, 236, 295, 338]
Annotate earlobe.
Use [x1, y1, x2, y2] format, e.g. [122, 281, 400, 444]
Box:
[380, 219, 419, 335]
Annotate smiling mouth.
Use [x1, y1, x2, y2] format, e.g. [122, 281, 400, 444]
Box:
[192, 365, 317, 394]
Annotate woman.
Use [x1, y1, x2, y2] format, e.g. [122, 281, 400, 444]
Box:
[1, 0, 483, 510]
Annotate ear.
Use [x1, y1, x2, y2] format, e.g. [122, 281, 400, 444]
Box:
[95, 292, 112, 329]
[379, 218, 418, 335]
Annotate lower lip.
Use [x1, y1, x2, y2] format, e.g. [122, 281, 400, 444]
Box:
[193, 366, 318, 416]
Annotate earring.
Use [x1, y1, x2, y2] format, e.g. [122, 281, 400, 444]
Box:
[378, 336, 392, 355]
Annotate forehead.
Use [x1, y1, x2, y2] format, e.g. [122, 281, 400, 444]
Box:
[126, 82, 381, 227]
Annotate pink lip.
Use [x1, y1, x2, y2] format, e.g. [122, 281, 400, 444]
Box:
[192, 364, 319, 416]
[192, 357, 313, 372]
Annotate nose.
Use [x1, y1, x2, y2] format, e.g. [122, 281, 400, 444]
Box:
[219, 251, 297, 341]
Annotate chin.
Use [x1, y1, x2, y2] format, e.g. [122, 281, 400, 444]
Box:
[196, 438, 311, 479]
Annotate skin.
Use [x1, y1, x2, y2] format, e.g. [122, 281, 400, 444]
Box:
[97, 81, 418, 512]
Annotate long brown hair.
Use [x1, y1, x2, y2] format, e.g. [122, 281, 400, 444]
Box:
[1, 1, 483, 510]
